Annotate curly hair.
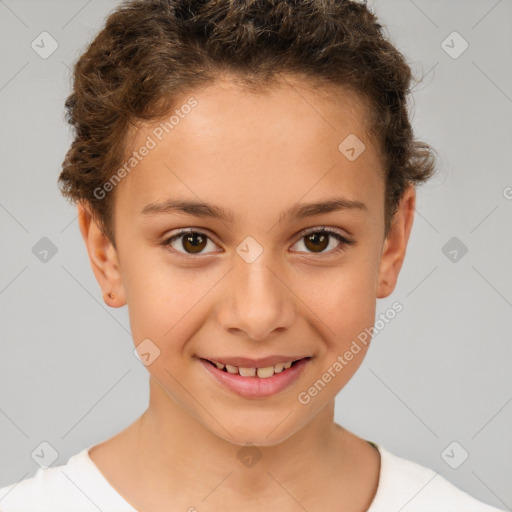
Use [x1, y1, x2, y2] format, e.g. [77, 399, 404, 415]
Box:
[58, 0, 437, 247]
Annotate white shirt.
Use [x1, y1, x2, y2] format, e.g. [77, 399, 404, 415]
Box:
[0, 442, 505, 511]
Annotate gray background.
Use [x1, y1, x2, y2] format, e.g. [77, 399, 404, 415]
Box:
[0, 0, 511, 509]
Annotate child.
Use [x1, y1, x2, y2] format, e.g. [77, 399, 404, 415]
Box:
[0, 0, 505, 510]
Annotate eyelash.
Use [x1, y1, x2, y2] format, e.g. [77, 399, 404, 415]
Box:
[161, 227, 355, 260]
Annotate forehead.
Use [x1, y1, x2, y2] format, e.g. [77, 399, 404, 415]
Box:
[117, 77, 384, 226]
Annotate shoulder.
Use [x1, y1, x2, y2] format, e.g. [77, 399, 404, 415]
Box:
[0, 445, 135, 512]
[368, 444, 506, 512]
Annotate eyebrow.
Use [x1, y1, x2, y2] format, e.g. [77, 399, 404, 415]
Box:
[140, 197, 367, 222]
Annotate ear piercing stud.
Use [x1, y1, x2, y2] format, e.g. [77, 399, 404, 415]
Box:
[108, 292, 115, 299]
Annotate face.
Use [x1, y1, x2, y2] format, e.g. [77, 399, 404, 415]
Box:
[79, 76, 415, 446]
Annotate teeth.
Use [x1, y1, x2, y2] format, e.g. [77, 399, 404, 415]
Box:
[225, 364, 238, 374]
[256, 366, 274, 378]
[274, 363, 284, 373]
[210, 359, 300, 378]
[239, 367, 256, 377]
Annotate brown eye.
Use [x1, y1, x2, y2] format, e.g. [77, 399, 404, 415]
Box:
[181, 232, 207, 253]
[164, 230, 219, 256]
[292, 228, 353, 255]
[304, 232, 329, 253]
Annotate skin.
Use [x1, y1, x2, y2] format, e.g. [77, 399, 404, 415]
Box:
[77, 75, 415, 512]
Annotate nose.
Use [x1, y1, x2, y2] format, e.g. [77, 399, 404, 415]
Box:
[216, 251, 296, 342]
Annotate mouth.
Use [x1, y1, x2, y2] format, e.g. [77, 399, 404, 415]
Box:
[198, 356, 312, 399]
[201, 357, 309, 379]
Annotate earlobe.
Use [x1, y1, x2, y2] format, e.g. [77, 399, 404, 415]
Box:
[77, 201, 126, 307]
[376, 185, 416, 299]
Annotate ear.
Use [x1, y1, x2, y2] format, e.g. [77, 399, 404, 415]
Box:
[77, 201, 126, 307]
[376, 185, 416, 299]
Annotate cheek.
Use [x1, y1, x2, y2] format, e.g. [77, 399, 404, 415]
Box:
[122, 233, 381, 359]
[123, 250, 217, 353]
[294, 253, 379, 342]
[292, 266, 378, 402]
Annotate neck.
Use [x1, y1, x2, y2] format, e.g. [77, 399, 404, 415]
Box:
[110, 376, 380, 511]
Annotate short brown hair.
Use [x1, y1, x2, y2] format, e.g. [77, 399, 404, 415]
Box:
[58, 0, 437, 247]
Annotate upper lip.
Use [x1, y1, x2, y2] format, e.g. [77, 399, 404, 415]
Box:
[201, 355, 312, 368]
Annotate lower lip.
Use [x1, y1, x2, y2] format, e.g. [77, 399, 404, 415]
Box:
[199, 357, 311, 399]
